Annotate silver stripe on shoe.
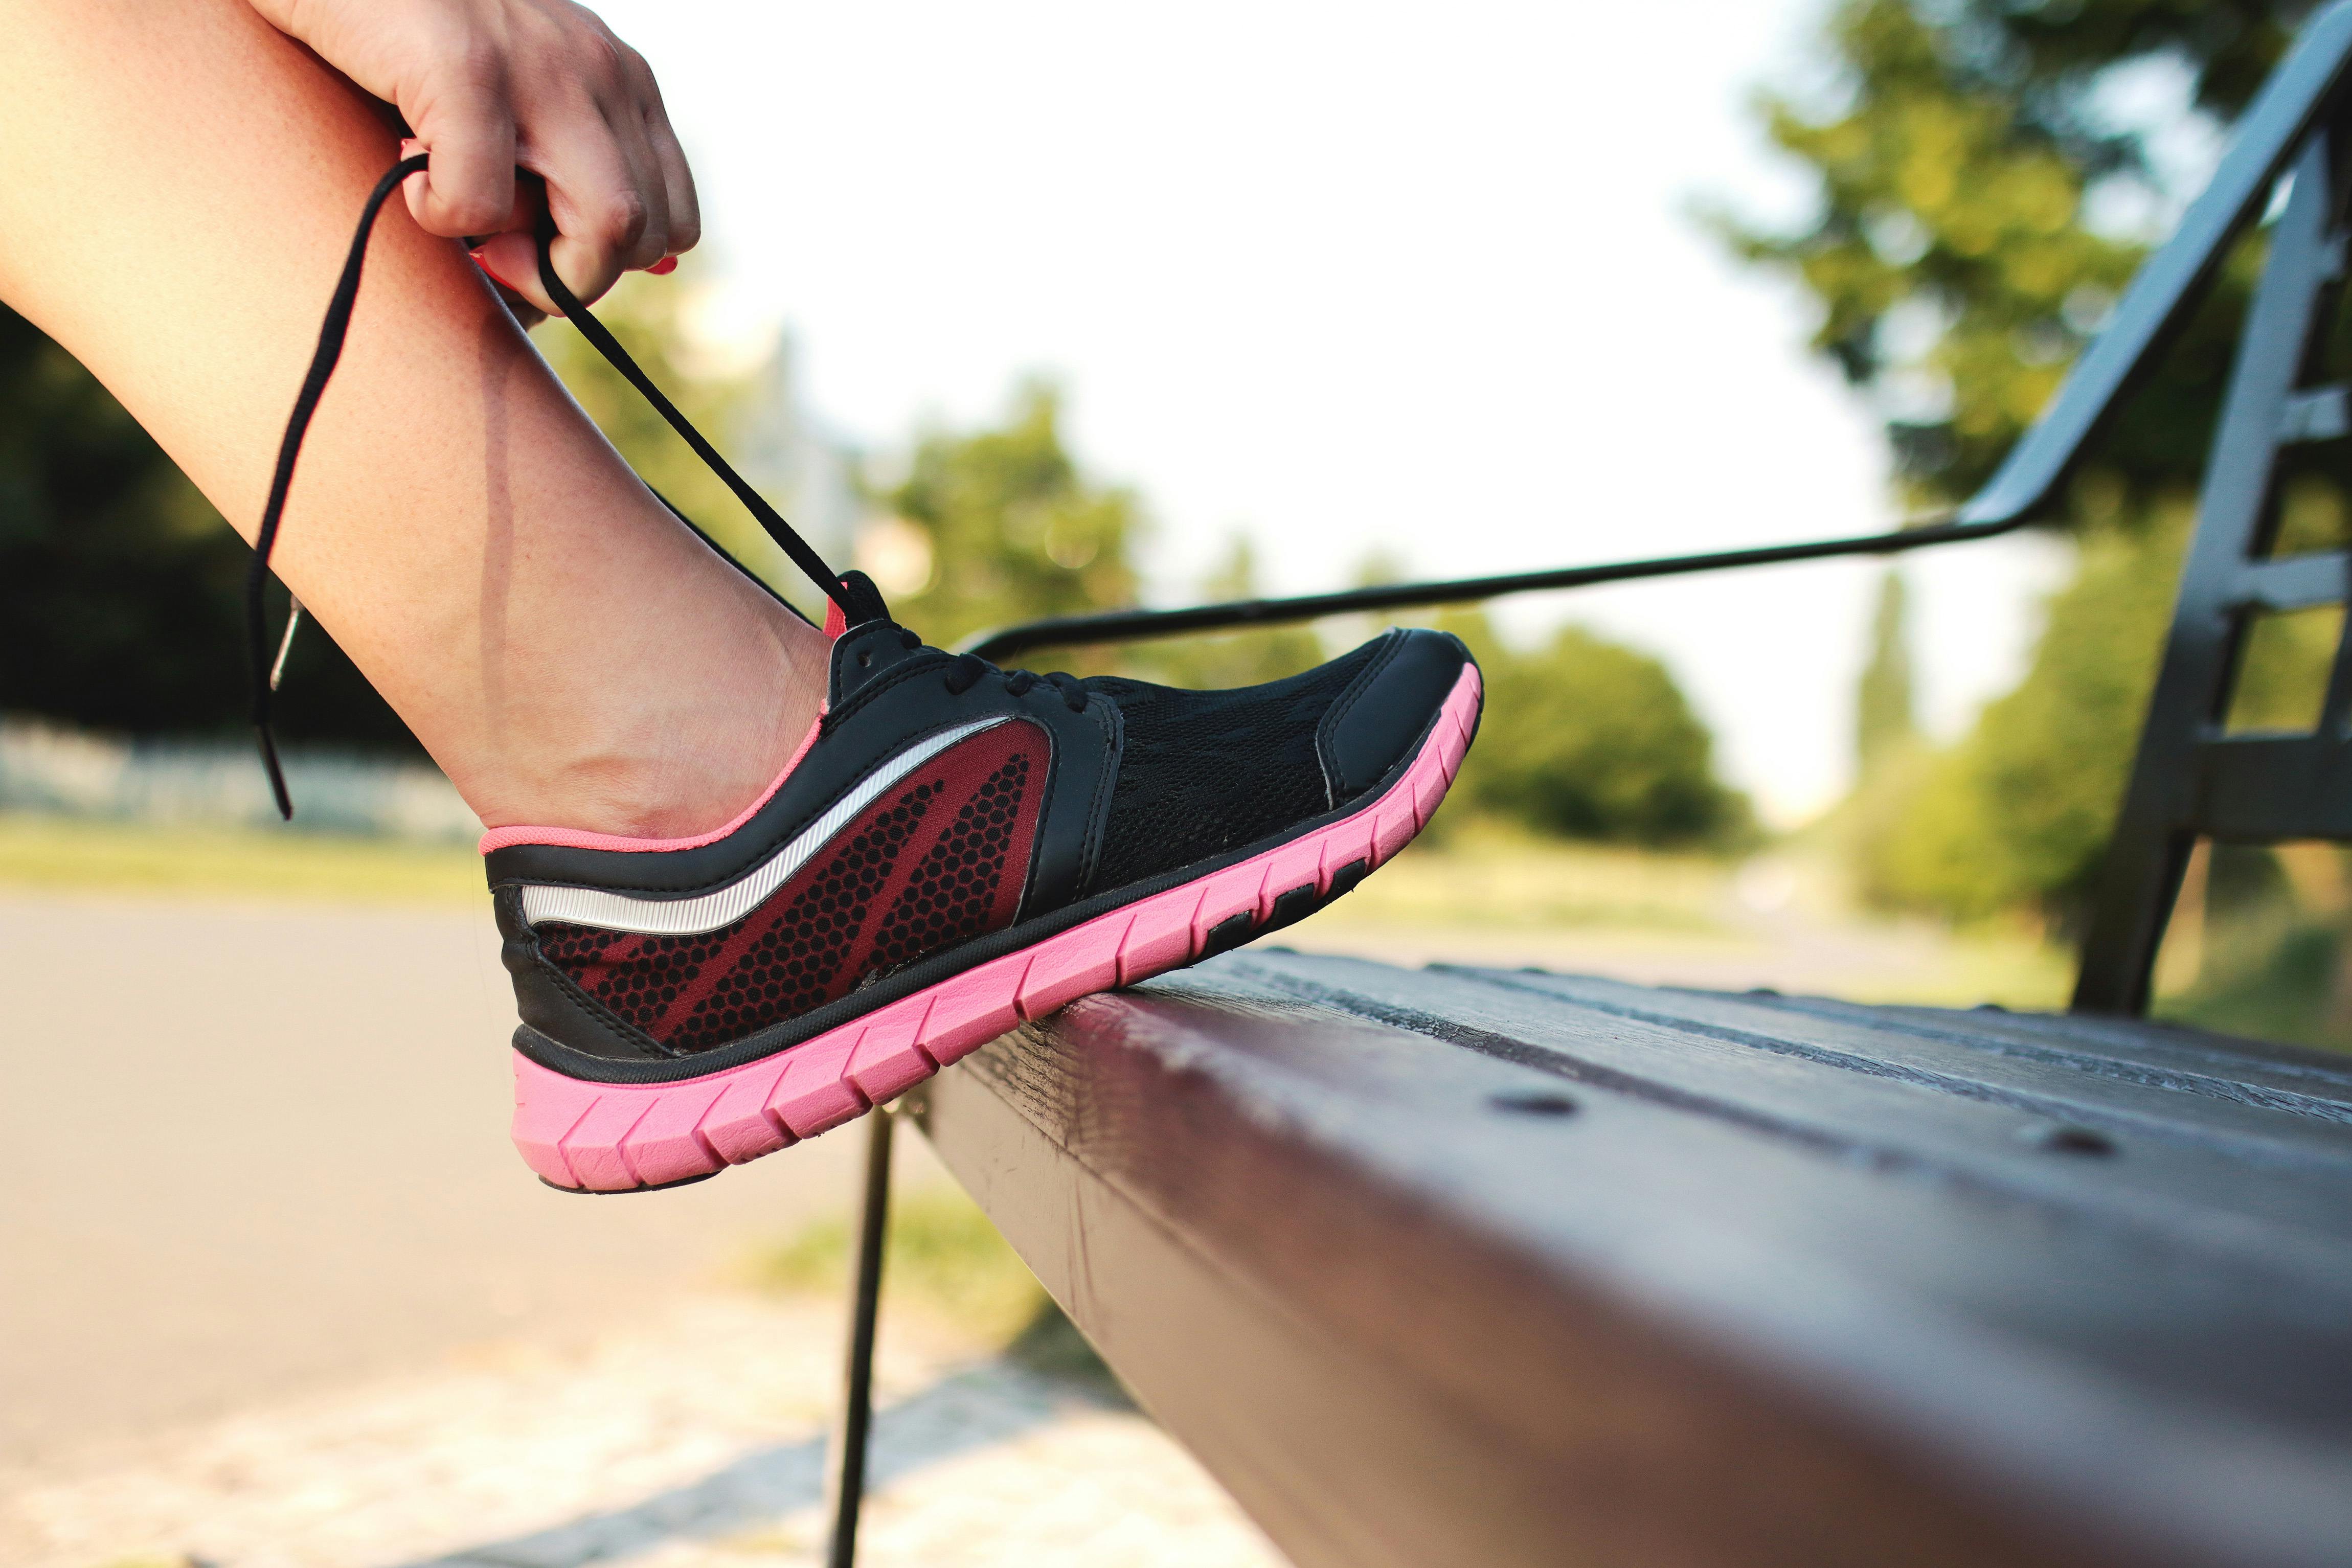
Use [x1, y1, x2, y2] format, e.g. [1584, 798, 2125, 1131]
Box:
[518, 716, 1009, 937]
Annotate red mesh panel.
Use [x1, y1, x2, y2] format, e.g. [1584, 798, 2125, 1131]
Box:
[867, 751, 1033, 969]
[536, 720, 1048, 1053]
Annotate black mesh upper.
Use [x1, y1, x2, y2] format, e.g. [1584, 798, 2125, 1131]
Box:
[1083, 641, 1381, 892]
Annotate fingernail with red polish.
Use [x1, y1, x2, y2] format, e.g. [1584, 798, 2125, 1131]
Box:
[471, 246, 516, 292]
[647, 256, 678, 276]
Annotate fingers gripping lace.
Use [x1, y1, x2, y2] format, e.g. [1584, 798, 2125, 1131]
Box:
[248, 157, 867, 818]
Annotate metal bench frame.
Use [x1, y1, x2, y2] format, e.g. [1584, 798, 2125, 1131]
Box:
[820, 5, 2352, 1558]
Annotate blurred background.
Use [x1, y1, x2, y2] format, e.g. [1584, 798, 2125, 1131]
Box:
[7, 2, 2348, 1564]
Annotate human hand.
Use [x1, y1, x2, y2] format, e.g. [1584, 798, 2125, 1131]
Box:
[247, 0, 696, 314]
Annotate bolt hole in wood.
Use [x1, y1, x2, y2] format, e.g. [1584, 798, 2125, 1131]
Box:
[1489, 1090, 1580, 1118]
[2022, 1123, 2119, 1157]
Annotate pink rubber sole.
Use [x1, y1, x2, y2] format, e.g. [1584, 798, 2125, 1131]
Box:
[512, 664, 1483, 1191]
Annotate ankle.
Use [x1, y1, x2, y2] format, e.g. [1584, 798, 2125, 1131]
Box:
[542, 714, 818, 841]
[470, 609, 831, 842]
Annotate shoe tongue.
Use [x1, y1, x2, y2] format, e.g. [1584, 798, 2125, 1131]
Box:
[821, 570, 912, 702]
[828, 618, 922, 705]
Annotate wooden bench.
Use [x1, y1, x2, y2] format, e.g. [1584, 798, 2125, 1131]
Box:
[822, 7, 2352, 1564]
[911, 952, 2352, 1567]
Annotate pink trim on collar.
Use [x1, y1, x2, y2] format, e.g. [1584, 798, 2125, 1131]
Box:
[477, 709, 826, 855]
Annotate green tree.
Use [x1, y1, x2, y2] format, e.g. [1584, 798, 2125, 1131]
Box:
[881, 382, 1143, 654]
[0, 305, 415, 751]
[1856, 513, 2183, 919]
[1726, 0, 2312, 516]
[1144, 546, 1748, 847]
[1856, 566, 1918, 775]
[1441, 610, 1750, 848]
[1735, 0, 2336, 922]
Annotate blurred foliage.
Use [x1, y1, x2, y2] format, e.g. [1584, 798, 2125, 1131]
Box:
[752, 1186, 1048, 1342]
[1310, 819, 1735, 933]
[1851, 508, 2338, 928]
[2128, 839, 2352, 1049]
[0, 811, 478, 902]
[863, 384, 1751, 849]
[1850, 514, 2182, 922]
[1436, 608, 1754, 849]
[748, 1183, 1121, 1396]
[0, 305, 416, 751]
[880, 382, 1144, 656]
[1739, 0, 2348, 937]
[1723, 0, 2313, 513]
[1856, 567, 1918, 775]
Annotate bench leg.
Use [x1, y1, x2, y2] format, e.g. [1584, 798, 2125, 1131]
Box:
[824, 1108, 895, 1567]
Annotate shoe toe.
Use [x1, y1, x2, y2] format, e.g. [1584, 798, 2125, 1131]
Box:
[1319, 628, 1474, 804]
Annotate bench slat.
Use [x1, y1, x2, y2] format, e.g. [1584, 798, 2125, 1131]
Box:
[1234, 955, 2352, 1276]
[1455, 966, 2352, 1162]
[1852, 999, 2352, 1106]
[911, 952, 2352, 1568]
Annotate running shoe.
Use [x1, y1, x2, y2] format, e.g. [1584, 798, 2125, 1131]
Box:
[250, 158, 1481, 1191]
[493, 588, 1479, 1189]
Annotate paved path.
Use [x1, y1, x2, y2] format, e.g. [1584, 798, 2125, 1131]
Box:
[0, 895, 880, 1467]
[2, 1289, 1279, 1568]
[2, 881, 2052, 1468]
[5, 880, 2027, 1565]
[0, 893, 1282, 1567]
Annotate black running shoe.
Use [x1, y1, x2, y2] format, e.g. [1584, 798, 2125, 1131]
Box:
[249, 161, 1481, 1190]
[496, 597, 1479, 1189]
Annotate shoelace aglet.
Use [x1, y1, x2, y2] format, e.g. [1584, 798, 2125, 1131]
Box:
[254, 722, 293, 822]
[257, 599, 300, 819]
[269, 598, 302, 694]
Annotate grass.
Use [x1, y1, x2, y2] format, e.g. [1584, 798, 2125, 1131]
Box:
[2159, 917, 2352, 1052]
[1315, 825, 1735, 934]
[0, 811, 481, 904]
[746, 1185, 1125, 1396]
[748, 1187, 1052, 1344]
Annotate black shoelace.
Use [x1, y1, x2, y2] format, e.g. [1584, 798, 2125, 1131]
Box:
[249, 154, 881, 817]
[935, 635, 1089, 713]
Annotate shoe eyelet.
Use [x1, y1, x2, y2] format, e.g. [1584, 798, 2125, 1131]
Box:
[857, 651, 873, 669]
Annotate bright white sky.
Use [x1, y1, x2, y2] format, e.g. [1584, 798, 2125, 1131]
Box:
[591, 0, 2073, 825]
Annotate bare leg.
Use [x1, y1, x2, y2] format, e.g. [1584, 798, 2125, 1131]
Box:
[0, 0, 830, 837]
